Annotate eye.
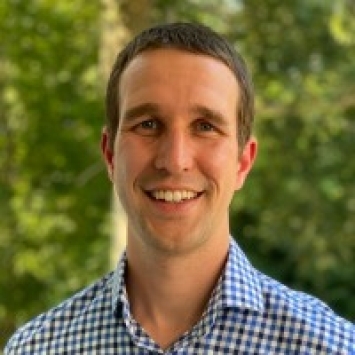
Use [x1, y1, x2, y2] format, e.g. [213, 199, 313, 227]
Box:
[140, 119, 158, 129]
[133, 118, 162, 136]
[195, 120, 215, 132]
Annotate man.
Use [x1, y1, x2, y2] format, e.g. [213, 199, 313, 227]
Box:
[5, 22, 354, 354]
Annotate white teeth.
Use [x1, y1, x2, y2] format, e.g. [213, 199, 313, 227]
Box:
[151, 190, 198, 202]
[165, 191, 173, 202]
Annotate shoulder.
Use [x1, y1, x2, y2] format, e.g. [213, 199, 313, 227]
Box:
[4, 272, 115, 354]
[226, 239, 354, 352]
[258, 271, 355, 352]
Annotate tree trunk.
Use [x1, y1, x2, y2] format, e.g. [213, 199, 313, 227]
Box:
[100, 0, 129, 267]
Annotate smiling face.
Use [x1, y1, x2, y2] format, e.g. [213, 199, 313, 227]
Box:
[102, 49, 257, 257]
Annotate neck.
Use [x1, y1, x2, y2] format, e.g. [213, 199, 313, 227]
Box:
[125, 234, 229, 349]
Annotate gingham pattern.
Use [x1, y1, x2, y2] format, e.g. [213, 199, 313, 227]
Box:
[5, 238, 355, 354]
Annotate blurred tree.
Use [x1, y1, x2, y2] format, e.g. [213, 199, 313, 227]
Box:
[99, 0, 130, 269]
[227, 0, 355, 319]
[0, 0, 110, 346]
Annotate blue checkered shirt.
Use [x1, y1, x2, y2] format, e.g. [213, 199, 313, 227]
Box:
[5, 238, 355, 354]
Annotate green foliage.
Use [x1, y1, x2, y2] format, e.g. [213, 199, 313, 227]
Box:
[0, 0, 111, 346]
[228, 0, 355, 319]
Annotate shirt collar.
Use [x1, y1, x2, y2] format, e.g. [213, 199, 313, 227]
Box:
[218, 237, 264, 312]
[111, 237, 264, 316]
[111, 252, 127, 316]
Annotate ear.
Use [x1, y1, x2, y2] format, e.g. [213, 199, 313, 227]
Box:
[235, 137, 257, 191]
[101, 127, 114, 181]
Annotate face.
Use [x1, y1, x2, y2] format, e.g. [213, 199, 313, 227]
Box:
[102, 49, 257, 257]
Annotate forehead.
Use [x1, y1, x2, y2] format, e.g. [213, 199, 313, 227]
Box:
[123, 48, 233, 75]
[119, 48, 239, 103]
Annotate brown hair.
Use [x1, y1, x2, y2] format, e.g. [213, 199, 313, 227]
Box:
[106, 22, 254, 149]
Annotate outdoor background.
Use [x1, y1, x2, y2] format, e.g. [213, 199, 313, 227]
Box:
[1, 0, 354, 349]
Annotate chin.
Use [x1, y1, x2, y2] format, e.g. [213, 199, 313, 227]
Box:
[144, 228, 210, 257]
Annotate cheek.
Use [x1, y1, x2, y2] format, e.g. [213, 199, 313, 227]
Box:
[115, 140, 151, 183]
[199, 141, 239, 186]
[210, 140, 238, 169]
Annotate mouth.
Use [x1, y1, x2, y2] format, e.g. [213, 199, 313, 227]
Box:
[145, 189, 203, 203]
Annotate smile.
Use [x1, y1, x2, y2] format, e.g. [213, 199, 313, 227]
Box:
[147, 189, 201, 203]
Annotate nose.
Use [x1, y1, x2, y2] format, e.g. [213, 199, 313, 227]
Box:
[154, 129, 193, 174]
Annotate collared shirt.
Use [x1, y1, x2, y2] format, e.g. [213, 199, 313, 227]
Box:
[5, 238, 355, 354]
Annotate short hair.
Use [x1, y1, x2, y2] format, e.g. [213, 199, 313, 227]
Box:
[105, 22, 254, 149]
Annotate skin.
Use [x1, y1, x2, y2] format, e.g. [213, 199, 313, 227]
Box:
[102, 48, 257, 349]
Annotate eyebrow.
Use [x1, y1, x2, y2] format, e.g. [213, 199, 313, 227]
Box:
[121, 103, 160, 122]
[190, 105, 228, 126]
